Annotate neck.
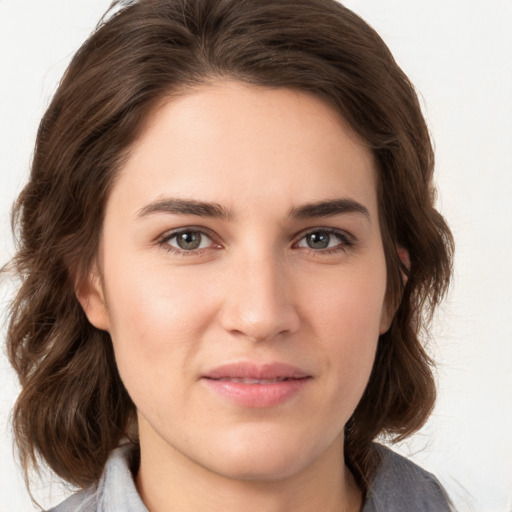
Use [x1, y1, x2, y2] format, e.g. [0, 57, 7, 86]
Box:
[135, 421, 362, 512]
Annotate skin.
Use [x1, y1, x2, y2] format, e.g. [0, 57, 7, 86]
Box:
[79, 81, 392, 512]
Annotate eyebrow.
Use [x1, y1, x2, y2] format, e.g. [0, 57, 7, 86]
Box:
[289, 198, 370, 220]
[137, 198, 231, 219]
[137, 197, 370, 221]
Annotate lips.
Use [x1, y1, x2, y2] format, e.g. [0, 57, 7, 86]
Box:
[201, 362, 311, 408]
[202, 362, 310, 381]
[216, 377, 289, 384]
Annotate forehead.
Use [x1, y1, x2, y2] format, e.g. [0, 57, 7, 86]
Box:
[110, 81, 378, 220]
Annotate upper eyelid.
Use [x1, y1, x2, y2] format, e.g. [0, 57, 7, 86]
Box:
[159, 225, 218, 242]
[294, 226, 354, 242]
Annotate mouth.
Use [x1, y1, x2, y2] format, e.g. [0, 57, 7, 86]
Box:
[210, 377, 301, 384]
[202, 361, 311, 381]
[201, 362, 312, 407]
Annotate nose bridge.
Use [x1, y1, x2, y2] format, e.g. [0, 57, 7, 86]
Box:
[220, 245, 299, 341]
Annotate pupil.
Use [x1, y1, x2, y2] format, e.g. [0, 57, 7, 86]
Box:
[307, 232, 329, 249]
[177, 232, 201, 250]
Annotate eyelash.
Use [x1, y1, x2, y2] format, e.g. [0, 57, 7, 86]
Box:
[294, 227, 354, 255]
[157, 227, 355, 256]
[158, 226, 219, 256]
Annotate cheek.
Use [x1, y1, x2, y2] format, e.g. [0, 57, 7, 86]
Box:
[303, 261, 387, 338]
[105, 258, 217, 340]
[300, 263, 386, 393]
[101, 261, 219, 406]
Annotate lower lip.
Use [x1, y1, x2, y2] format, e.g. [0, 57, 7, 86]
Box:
[201, 378, 310, 408]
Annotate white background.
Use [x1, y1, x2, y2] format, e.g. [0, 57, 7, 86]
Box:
[1, 1, 511, 511]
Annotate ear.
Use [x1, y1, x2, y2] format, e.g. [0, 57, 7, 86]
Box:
[75, 265, 110, 331]
[396, 246, 410, 280]
[379, 245, 410, 334]
[379, 303, 393, 334]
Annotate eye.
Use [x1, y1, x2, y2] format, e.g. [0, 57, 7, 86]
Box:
[161, 229, 215, 252]
[296, 229, 351, 251]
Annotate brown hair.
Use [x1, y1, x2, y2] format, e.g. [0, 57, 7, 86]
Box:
[6, 0, 453, 493]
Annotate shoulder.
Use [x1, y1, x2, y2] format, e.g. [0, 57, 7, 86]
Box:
[363, 444, 453, 512]
[47, 444, 147, 512]
[48, 487, 98, 512]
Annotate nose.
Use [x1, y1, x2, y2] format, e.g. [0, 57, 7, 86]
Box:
[219, 252, 300, 342]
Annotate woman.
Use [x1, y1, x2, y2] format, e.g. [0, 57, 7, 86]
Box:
[6, 0, 454, 510]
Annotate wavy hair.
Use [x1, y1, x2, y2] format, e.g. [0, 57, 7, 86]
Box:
[6, 0, 453, 492]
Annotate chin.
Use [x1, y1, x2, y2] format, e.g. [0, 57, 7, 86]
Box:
[211, 453, 304, 482]
[200, 428, 327, 482]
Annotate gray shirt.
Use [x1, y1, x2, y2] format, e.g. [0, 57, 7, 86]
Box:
[49, 444, 452, 511]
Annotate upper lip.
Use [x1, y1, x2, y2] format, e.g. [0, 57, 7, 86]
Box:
[202, 362, 311, 380]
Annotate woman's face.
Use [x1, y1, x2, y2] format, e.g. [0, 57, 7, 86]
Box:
[81, 81, 390, 481]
